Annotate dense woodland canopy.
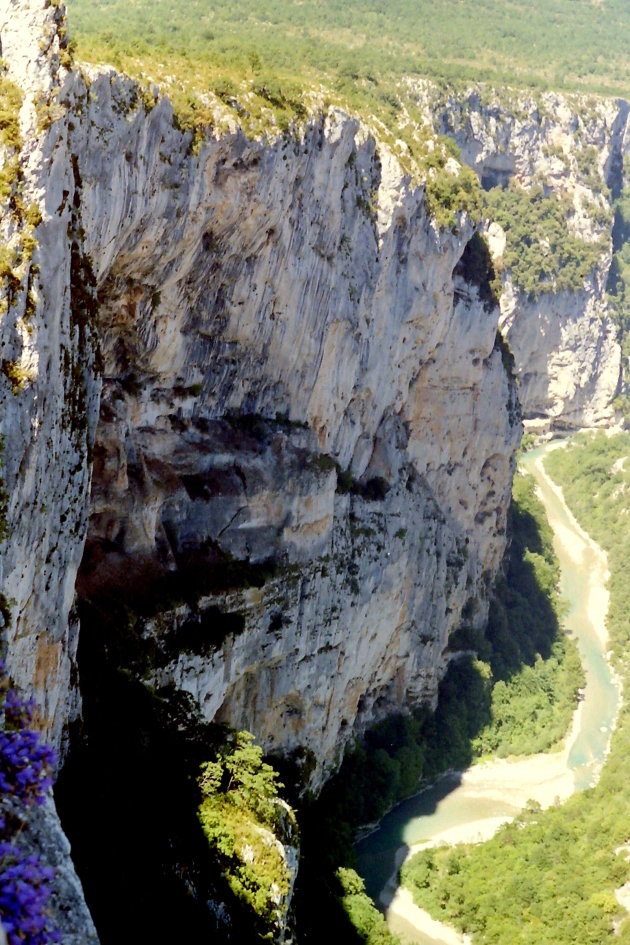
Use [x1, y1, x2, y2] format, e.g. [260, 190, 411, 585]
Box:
[66, 0, 630, 102]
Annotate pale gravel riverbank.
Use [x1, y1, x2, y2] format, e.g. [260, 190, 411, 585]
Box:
[533, 445, 611, 653]
[382, 443, 618, 944]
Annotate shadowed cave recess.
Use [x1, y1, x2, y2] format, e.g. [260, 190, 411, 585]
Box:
[15, 3, 630, 941]
[48, 65, 522, 943]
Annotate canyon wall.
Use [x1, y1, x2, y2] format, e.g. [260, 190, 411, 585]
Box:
[6, 0, 629, 939]
[414, 80, 627, 429]
[0, 6, 521, 936]
[0, 0, 100, 756]
[72, 69, 520, 781]
[0, 1, 100, 941]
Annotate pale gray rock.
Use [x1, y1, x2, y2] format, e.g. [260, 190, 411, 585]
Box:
[0, 0, 100, 752]
[0, 2, 101, 941]
[65, 70, 521, 783]
[411, 79, 626, 429]
[20, 798, 99, 945]
[499, 278, 620, 428]
[0, 2, 520, 941]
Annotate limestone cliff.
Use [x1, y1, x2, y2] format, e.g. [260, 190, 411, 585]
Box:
[413, 80, 626, 429]
[70, 72, 519, 780]
[0, 0, 100, 756]
[0, 1, 100, 941]
[0, 1, 522, 940]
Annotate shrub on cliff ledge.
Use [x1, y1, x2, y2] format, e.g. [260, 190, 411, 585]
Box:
[423, 154, 483, 231]
[454, 231, 501, 311]
[0, 75, 22, 152]
[484, 183, 605, 297]
[198, 731, 295, 932]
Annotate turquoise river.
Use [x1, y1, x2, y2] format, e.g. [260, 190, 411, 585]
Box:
[356, 442, 621, 944]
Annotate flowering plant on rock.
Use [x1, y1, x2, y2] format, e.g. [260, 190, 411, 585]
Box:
[0, 663, 59, 944]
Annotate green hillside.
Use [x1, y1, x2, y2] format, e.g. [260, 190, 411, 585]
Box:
[66, 0, 630, 112]
[63, 0, 630, 238]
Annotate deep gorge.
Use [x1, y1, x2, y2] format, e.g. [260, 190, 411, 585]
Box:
[1, 1, 630, 942]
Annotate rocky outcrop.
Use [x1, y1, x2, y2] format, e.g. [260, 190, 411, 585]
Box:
[0, 0, 100, 750]
[499, 279, 619, 428]
[411, 80, 626, 429]
[0, 1, 519, 939]
[0, 3, 100, 940]
[62, 69, 519, 782]
[20, 799, 99, 945]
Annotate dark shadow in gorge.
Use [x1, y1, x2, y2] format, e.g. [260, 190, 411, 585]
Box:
[54, 468, 564, 945]
[54, 594, 273, 945]
[290, 472, 566, 944]
[354, 773, 463, 903]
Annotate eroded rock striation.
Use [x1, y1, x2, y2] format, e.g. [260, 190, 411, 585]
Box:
[414, 80, 627, 429]
[0, 1, 100, 941]
[0, 0, 523, 939]
[69, 72, 519, 781]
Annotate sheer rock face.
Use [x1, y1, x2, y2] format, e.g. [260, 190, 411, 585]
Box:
[1, 2, 521, 783]
[0, 0, 100, 752]
[0, 5, 520, 930]
[413, 80, 626, 429]
[499, 280, 620, 428]
[66, 71, 520, 781]
[20, 799, 99, 945]
[0, 2, 99, 943]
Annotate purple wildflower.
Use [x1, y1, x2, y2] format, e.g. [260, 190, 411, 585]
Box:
[0, 662, 60, 943]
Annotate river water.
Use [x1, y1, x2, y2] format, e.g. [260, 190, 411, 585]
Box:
[356, 443, 621, 944]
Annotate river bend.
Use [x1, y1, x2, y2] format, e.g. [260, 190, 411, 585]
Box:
[356, 443, 621, 944]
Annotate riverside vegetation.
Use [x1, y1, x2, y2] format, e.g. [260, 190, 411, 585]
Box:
[291, 469, 583, 945]
[401, 432, 630, 945]
[53, 464, 583, 944]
